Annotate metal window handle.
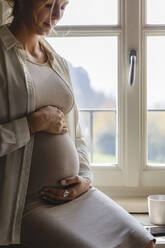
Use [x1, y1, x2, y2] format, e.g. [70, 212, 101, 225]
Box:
[128, 49, 137, 86]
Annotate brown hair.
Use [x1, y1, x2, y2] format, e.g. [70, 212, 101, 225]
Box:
[5, 0, 56, 27]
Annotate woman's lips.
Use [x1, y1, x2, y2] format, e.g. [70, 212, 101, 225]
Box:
[44, 22, 51, 28]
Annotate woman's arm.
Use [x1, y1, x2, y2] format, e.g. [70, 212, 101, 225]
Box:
[75, 121, 93, 183]
[0, 105, 67, 157]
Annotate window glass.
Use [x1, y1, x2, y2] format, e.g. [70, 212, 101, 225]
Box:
[148, 112, 165, 165]
[93, 112, 117, 164]
[46, 37, 118, 165]
[58, 0, 118, 26]
[146, 0, 165, 24]
[147, 37, 165, 109]
[147, 36, 165, 165]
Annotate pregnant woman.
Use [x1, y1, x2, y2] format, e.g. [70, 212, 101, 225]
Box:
[0, 0, 155, 247]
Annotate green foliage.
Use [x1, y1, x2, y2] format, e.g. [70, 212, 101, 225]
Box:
[93, 152, 115, 164]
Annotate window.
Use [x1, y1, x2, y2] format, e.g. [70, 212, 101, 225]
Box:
[45, 0, 165, 192]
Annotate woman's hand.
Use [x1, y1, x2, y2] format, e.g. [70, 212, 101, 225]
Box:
[27, 105, 68, 134]
[39, 176, 91, 204]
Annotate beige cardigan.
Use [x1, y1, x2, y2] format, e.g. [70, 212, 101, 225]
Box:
[0, 24, 92, 246]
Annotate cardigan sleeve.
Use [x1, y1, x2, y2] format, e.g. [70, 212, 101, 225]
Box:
[75, 119, 93, 182]
[0, 117, 30, 157]
[0, 81, 30, 157]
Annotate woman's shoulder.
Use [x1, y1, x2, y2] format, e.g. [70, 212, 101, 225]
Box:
[0, 23, 20, 51]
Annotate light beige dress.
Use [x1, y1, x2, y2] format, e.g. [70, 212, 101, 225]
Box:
[20, 59, 155, 248]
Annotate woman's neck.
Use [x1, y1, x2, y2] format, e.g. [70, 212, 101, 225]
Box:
[9, 19, 47, 63]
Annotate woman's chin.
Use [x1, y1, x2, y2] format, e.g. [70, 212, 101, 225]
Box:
[41, 29, 51, 36]
[36, 25, 52, 36]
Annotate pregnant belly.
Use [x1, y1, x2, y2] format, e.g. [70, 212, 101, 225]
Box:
[26, 132, 79, 201]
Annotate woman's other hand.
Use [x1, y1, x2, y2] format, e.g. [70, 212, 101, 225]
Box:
[27, 105, 68, 134]
[39, 176, 91, 204]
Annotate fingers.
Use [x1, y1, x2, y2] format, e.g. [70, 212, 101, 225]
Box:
[61, 127, 68, 134]
[58, 108, 64, 118]
[39, 187, 76, 202]
[38, 105, 64, 120]
[61, 122, 68, 133]
[62, 122, 67, 128]
[41, 189, 65, 201]
[53, 120, 68, 134]
[60, 176, 81, 186]
[39, 177, 91, 204]
[39, 105, 69, 134]
[50, 105, 64, 118]
[54, 107, 64, 120]
[55, 112, 68, 134]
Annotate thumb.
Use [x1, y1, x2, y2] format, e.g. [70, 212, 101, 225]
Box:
[60, 176, 80, 186]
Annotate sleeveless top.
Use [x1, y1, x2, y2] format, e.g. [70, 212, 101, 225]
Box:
[25, 59, 80, 203]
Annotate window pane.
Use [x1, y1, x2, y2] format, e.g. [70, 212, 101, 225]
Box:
[78, 111, 117, 165]
[58, 0, 118, 26]
[93, 112, 117, 164]
[46, 37, 118, 165]
[147, 36, 165, 166]
[146, 0, 165, 24]
[78, 111, 91, 160]
[147, 37, 165, 109]
[148, 112, 165, 165]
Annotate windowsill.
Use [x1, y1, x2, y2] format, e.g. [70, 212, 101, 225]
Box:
[112, 197, 148, 213]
